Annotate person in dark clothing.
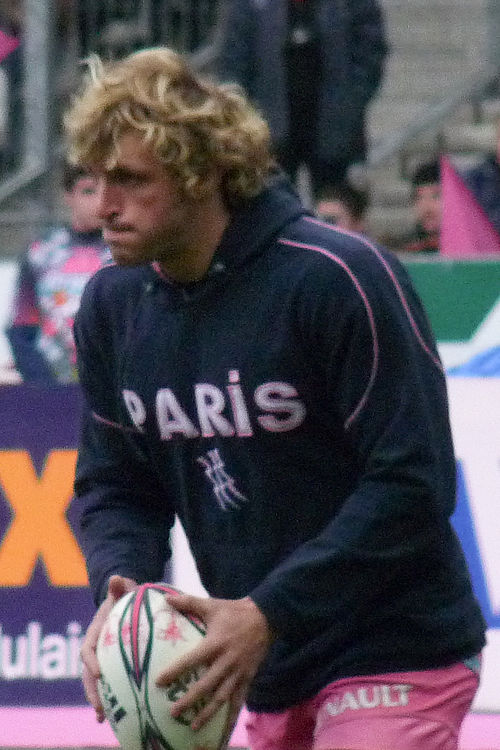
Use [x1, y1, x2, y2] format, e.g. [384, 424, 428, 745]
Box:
[65, 47, 484, 750]
[217, 0, 387, 197]
[460, 121, 500, 238]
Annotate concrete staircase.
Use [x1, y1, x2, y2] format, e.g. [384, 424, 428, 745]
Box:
[363, 0, 499, 247]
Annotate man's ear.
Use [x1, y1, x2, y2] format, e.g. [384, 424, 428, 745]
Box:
[187, 169, 222, 201]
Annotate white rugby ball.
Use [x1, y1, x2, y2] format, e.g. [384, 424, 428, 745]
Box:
[96, 583, 230, 750]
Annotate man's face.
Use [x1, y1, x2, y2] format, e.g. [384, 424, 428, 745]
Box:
[414, 183, 441, 234]
[65, 176, 102, 233]
[91, 132, 194, 268]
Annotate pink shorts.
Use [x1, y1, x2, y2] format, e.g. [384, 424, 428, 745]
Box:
[245, 658, 481, 750]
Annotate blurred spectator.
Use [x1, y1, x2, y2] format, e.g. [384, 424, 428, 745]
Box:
[402, 160, 441, 254]
[315, 181, 369, 232]
[6, 164, 110, 383]
[0, 0, 23, 173]
[460, 120, 500, 237]
[217, 0, 387, 198]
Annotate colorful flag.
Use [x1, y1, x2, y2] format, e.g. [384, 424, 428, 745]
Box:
[0, 28, 19, 63]
[440, 155, 500, 257]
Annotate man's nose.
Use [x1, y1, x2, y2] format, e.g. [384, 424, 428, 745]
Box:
[96, 179, 119, 220]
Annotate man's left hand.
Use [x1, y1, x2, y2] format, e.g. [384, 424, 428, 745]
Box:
[156, 594, 274, 732]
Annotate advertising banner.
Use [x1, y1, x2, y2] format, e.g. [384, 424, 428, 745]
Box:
[448, 378, 500, 715]
[0, 384, 93, 706]
[403, 258, 500, 371]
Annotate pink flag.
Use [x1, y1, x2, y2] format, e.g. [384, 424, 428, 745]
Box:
[0, 28, 19, 63]
[440, 155, 500, 257]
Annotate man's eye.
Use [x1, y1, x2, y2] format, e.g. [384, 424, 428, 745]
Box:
[113, 172, 143, 186]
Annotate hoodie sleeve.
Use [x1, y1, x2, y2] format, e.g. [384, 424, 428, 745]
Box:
[73, 272, 175, 605]
[250, 240, 457, 642]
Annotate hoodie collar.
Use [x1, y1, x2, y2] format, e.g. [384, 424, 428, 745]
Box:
[150, 173, 307, 300]
[213, 173, 306, 274]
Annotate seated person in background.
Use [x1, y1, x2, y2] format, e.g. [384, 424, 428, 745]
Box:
[6, 163, 110, 383]
[460, 119, 500, 237]
[402, 160, 441, 253]
[315, 181, 369, 233]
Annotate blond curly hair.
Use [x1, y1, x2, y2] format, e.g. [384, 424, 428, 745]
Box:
[64, 47, 275, 206]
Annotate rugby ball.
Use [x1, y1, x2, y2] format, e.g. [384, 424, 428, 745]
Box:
[96, 583, 230, 750]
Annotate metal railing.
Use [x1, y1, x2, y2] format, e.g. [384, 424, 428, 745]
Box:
[0, 0, 224, 211]
[367, 66, 500, 176]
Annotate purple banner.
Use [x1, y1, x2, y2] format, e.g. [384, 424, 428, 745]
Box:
[0, 385, 93, 705]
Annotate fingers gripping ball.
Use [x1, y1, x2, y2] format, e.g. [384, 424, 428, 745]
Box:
[96, 583, 230, 750]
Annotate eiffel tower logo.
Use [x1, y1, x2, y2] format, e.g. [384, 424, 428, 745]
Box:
[197, 448, 248, 510]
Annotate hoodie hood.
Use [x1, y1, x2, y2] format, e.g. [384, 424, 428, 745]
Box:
[215, 173, 307, 272]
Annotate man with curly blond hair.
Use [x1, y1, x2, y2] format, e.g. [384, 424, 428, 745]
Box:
[68, 47, 484, 750]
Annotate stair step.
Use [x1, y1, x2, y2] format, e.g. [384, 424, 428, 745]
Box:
[368, 101, 430, 138]
[442, 122, 497, 152]
[480, 98, 500, 122]
[368, 178, 411, 207]
[366, 205, 414, 246]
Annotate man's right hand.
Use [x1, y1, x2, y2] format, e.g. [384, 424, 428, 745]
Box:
[81, 574, 138, 721]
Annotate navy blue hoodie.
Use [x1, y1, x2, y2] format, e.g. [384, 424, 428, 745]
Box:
[74, 178, 485, 711]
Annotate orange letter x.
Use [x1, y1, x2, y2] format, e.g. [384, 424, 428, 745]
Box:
[0, 450, 88, 586]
